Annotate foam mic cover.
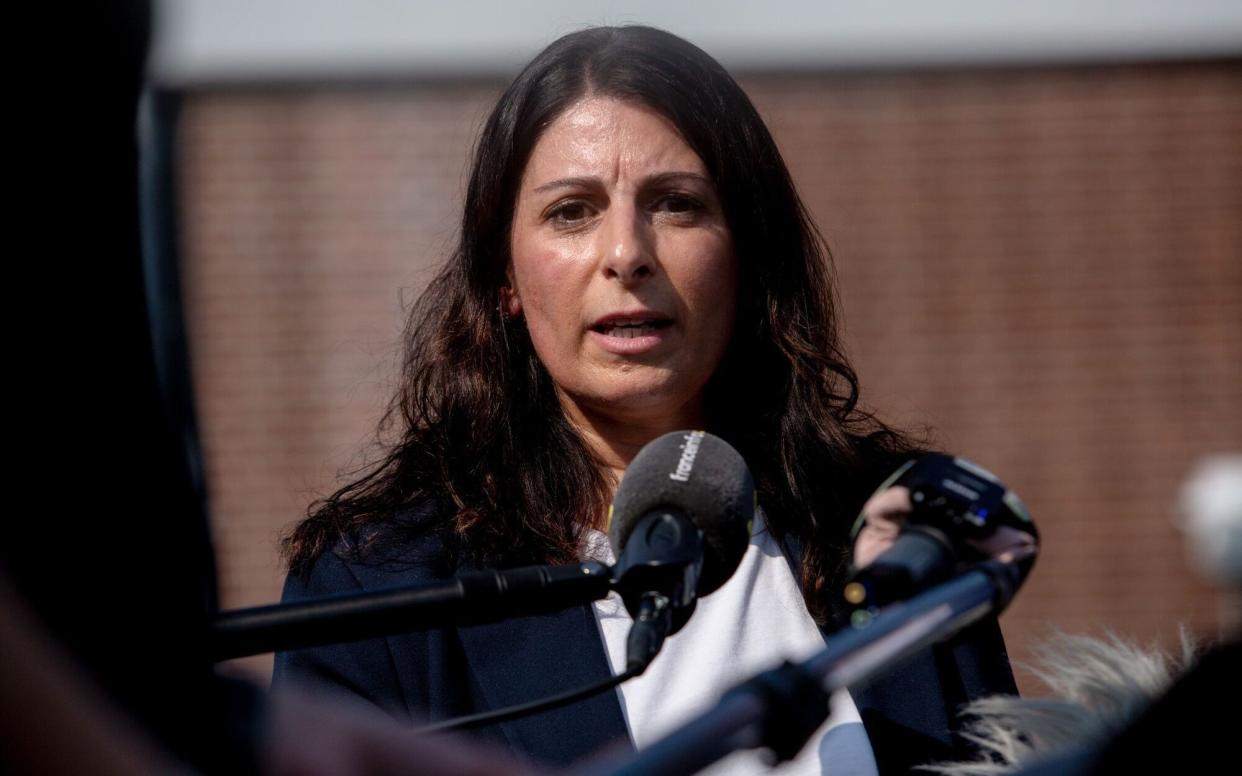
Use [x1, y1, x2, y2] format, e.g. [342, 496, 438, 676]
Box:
[609, 431, 754, 596]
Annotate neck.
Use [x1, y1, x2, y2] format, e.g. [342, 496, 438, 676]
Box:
[558, 393, 707, 492]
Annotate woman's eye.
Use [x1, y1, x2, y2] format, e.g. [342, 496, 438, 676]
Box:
[653, 194, 703, 216]
[548, 201, 593, 224]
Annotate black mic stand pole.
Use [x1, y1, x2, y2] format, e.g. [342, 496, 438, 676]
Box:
[210, 561, 612, 661]
[583, 559, 1020, 776]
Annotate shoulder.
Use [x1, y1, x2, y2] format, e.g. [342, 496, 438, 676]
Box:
[273, 499, 465, 719]
[283, 499, 456, 600]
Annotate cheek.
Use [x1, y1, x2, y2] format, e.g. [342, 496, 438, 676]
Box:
[510, 229, 553, 317]
[511, 255, 581, 361]
[679, 240, 738, 332]
[524, 305, 570, 363]
[516, 268, 567, 325]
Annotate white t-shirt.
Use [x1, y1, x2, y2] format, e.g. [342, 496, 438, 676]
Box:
[585, 509, 878, 776]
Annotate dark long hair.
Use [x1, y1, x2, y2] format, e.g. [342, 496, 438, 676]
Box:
[284, 26, 918, 623]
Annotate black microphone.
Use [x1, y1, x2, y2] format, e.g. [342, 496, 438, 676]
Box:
[846, 453, 1037, 612]
[608, 430, 754, 673]
[416, 431, 755, 733]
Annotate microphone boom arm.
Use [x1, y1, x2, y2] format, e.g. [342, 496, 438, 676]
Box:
[210, 561, 612, 662]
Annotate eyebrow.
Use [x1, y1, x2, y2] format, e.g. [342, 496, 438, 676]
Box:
[531, 171, 714, 194]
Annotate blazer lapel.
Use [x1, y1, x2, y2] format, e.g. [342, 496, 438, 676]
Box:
[848, 651, 956, 775]
[456, 602, 633, 768]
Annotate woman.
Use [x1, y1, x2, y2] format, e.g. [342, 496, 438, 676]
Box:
[276, 26, 1020, 775]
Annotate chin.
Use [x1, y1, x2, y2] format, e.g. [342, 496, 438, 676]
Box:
[577, 381, 706, 424]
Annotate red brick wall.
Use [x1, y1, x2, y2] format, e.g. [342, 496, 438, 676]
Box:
[178, 61, 1242, 686]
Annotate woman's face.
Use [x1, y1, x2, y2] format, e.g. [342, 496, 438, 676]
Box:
[507, 96, 737, 430]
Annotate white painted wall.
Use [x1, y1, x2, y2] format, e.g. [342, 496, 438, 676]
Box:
[153, 0, 1242, 83]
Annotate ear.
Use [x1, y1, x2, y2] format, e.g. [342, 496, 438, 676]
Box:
[500, 280, 522, 317]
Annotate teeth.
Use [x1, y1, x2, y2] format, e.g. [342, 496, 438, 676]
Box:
[605, 322, 657, 338]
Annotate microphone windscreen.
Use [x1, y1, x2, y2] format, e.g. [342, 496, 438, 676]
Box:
[609, 431, 754, 596]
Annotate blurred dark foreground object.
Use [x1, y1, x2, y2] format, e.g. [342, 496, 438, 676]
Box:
[4, 3, 536, 773]
[923, 633, 1237, 776]
[2, 0, 263, 771]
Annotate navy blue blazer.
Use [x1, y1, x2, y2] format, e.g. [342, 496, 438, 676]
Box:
[274, 504, 1017, 774]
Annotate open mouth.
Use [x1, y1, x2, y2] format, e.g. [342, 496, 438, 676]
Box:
[591, 318, 673, 338]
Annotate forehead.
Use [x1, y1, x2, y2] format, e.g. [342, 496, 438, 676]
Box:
[519, 96, 708, 187]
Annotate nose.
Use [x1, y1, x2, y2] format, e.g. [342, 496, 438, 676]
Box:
[599, 204, 655, 285]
